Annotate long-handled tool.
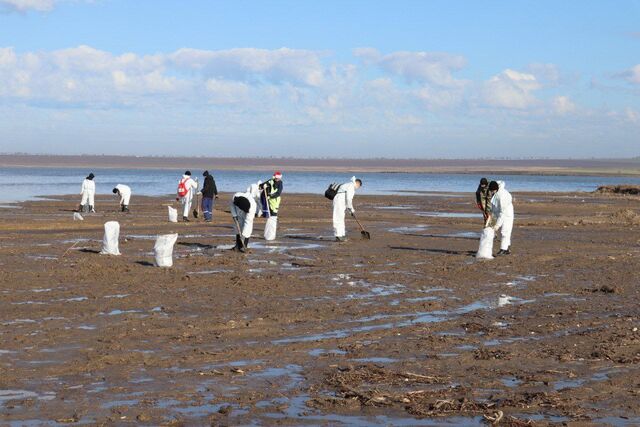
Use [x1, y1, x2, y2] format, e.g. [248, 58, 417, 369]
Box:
[193, 193, 200, 219]
[352, 212, 371, 239]
[231, 216, 247, 251]
[262, 186, 271, 218]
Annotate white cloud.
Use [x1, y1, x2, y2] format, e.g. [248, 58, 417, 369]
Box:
[482, 69, 541, 109]
[625, 107, 639, 123]
[552, 96, 576, 115]
[621, 64, 640, 84]
[0, 45, 328, 107]
[0, 0, 55, 12]
[354, 48, 466, 88]
[205, 78, 250, 104]
[170, 47, 325, 86]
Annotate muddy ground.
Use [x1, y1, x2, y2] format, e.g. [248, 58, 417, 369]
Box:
[0, 191, 639, 426]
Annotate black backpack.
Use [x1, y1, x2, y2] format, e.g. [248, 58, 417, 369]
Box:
[324, 183, 341, 200]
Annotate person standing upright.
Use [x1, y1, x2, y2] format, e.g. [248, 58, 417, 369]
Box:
[489, 180, 514, 255]
[199, 170, 218, 222]
[79, 173, 96, 213]
[260, 171, 283, 240]
[176, 171, 198, 222]
[332, 176, 362, 242]
[475, 177, 492, 225]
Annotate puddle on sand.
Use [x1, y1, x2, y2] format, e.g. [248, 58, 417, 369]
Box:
[101, 398, 140, 409]
[26, 255, 58, 261]
[350, 357, 399, 363]
[103, 309, 143, 316]
[414, 211, 482, 218]
[501, 376, 523, 388]
[308, 348, 347, 357]
[187, 269, 232, 275]
[388, 225, 429, 233]
[375, 205, 417, 210]
[261, 394, 483, 425]
[250, 241, 325, 252]
[345, 282, 406, 300]
[0, 389, 56, 403]
[554, 378, 585, 390]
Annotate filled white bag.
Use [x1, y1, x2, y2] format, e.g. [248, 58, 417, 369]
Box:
[100, 221, 121, 255]
[154, 233, 178, 267]
[476, 227, 495, 260]
[168, 206, 178, 223]
[73, 212, 84, 221]
[264, 216, 278, 241]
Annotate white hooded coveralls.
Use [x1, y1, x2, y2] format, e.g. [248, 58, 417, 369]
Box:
[80, 178, 95, 208]
[114, 184, 131, 206]
[178, 175, 198, 218]
[491, 180, 514, 251]
[230, 184, 262, 239]
[333, 177, 357, 238]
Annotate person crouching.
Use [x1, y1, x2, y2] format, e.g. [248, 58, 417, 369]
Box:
[230, 183, 262, 252]
[112, 184, 131, 212]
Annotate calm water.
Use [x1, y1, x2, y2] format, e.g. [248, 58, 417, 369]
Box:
[1, 167, 639, 203]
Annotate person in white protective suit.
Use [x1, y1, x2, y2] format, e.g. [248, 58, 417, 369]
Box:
[176, 171, 198, 222]
[489, 180, 514, 255]
[112, 184, 132, 212]
[230, 182, 263, 252]
[332, 176, 362, 242]
[79, 173, 96, 213]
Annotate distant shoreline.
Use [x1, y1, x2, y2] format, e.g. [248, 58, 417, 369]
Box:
[1, 154, 640, 177]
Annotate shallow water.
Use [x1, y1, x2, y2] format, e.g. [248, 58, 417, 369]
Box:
[4, 167, 638, 203]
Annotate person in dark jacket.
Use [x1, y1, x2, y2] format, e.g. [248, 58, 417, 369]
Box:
[199, 170, 218, 222]
[475, 177, 491, 225]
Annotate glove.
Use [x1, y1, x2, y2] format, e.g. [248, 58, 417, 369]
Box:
[197, 191, 202, 196]
[215, 195, 219, 199]
[493, 225, 499, 232]
[175, 197, 180, 201]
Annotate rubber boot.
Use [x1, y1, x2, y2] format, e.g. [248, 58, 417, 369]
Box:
[233, 234, 242, 251]
[240, 237, 249, 253]
[123, 205, 129, 212]
[183, 216, 190, 222]
[78, 204, 83, 213]
[89, 205, 95, 213]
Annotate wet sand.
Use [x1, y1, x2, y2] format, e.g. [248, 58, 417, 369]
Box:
[1, 191, 639, 425]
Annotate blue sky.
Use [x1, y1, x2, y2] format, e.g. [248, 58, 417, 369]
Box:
[0, 0, 639, 158]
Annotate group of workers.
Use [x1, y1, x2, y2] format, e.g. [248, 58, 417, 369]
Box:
[78, 171, 514, 257]
[475, 177, 514, 255]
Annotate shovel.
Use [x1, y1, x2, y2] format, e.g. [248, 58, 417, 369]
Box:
[193, 193, 200, 219]
[262, 187, 271, 218]
[352, 212, 371, 239]
[231, 216, 247, 251]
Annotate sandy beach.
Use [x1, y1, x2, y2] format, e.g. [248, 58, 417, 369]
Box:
[2, 155, 640, 176]
[0, 190, 639, 425]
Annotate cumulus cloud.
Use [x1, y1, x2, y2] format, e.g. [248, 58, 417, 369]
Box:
[354, 47, 466, 88]
[482, 69, 541, 109]
[0, 45, 327, 107]
[0, 0, 55, 12]
[552, 96, 576, 115]
[170, 47, 324, 86]
[619, 64, 640, 84]
[625, 107, 639, 123]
